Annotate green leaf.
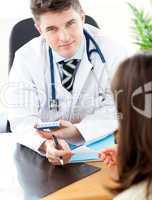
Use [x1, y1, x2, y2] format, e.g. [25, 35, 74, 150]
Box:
[128, 2, 152, 50]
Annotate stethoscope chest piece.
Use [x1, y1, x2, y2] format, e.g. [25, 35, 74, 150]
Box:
[49, 99, 59, 111]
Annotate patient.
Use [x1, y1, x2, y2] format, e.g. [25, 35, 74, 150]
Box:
[99, 53, 152, 199]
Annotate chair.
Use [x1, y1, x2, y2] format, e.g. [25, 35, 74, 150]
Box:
[85, 15, 99, 29]
[0, 112, 8, 133]
[6, 15, 99, 132]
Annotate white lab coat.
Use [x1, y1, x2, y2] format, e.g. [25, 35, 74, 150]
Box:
[8, 24, 127, 152]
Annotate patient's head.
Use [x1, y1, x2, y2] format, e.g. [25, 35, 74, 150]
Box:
[112, 52, 152, 192]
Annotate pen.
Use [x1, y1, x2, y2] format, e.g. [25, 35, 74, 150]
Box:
[52, 135, 64, 165]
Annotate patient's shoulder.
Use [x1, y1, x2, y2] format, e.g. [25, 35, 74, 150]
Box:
[114, 180, 152, 200]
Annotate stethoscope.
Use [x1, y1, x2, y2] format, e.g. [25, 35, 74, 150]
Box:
[49, 29, 106, 111]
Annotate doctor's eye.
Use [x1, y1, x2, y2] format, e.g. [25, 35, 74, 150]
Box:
[66, 19, 77, 28]
[45, 26, 58, 33]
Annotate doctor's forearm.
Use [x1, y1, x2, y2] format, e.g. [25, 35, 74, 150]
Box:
[66, 129, 85, 145]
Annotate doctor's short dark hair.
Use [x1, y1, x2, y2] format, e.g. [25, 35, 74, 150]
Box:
[30, 0, 83, 21]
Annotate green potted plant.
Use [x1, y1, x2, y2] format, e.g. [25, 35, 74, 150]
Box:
[128, 1, 152, 50]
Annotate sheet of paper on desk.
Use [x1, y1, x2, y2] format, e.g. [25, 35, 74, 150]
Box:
[70, 133, 115, 163]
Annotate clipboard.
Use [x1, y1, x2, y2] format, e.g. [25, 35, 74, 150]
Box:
[70, 133, 115, 163]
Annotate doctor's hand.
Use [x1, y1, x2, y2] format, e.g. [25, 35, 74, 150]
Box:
[39, 138, 73, 165]
[38, 120, 85, 145]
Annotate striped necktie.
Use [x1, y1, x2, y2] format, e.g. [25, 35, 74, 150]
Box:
[59, 59, 80, 92]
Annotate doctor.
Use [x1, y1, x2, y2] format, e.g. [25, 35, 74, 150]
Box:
[8, 0, 127, 165]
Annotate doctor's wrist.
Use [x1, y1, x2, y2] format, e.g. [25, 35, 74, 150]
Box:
[68, 127, 85, 145]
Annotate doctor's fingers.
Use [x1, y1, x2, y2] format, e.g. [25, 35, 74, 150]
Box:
[59, 120, 73, 127]
[59, 139, 73, 152]
[36, 130, 53, 139]
[47, 148, 73, 165]
[48, 157, 63, 166]
[46, 148, 72, 165]
[48, 154, 71, 165]
[46, 141, 73, 160]
[56, 139, 74, 161]
[39, 120, 73, 139]
[45, 138, 71, 153]
[52, 125, 77, 139]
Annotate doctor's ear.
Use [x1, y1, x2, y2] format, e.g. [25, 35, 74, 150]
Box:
[82, 15, 85, 24]
[80, 11, 85, 24]
[34, 23, 42, 34]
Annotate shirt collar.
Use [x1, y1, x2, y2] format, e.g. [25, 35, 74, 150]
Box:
[52, 36, 85, 63]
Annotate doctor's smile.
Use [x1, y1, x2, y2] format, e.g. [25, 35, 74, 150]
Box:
[59, 41, 76, 49]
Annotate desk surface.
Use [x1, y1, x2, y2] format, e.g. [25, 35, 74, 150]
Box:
[0, 134, 116, 200]
[42, 162, 115, 200]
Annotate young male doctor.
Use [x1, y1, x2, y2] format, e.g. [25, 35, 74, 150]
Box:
[8, 0, 127, 165]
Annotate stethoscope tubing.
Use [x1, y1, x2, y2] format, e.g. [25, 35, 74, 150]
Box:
[49, 29, 106, 111]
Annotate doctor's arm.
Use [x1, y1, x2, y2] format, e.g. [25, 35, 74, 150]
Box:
[74, 41, 130, 142]
[75, 89, 118, 142]
[38, 120, 85, 145]
[7, 52, 73, 164]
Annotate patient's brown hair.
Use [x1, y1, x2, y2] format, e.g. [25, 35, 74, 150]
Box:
[112, 52, 152, 198]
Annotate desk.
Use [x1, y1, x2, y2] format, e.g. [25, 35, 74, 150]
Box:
[42, 161, 115, 200]
[0, 134, 116, 200]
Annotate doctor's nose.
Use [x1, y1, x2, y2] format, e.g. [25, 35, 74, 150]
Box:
[58, 29, 70, 42]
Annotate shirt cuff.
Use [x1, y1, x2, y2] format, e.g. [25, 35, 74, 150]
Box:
[14, 128, 47, 156]
[74, 119, 118, 142]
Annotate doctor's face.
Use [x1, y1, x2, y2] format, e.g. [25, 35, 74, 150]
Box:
[36, 7, 85, 59]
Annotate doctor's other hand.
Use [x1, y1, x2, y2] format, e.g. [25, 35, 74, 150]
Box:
[39, 138, 73, 165]
[53, 120, 85, 144]
[99, 144, 118, 168]
[37, 120, 85, 145]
